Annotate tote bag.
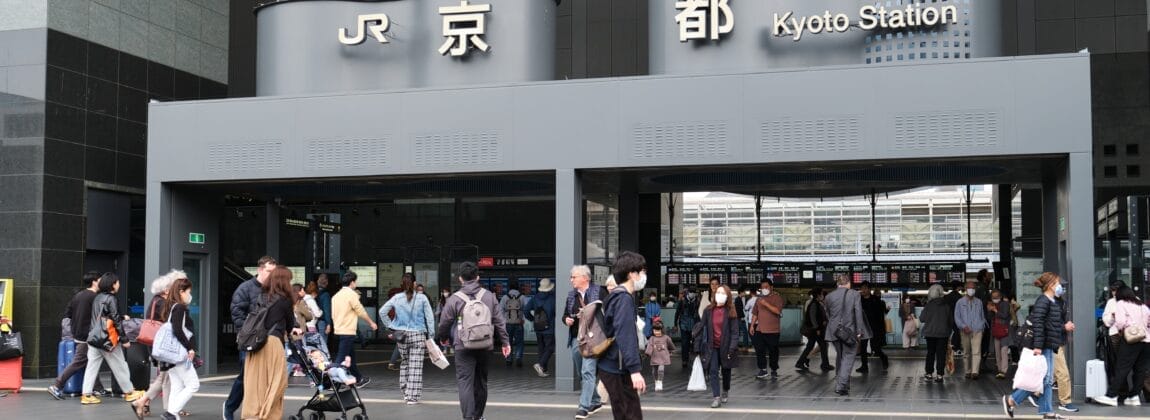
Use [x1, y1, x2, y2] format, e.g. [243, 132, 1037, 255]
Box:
[687, 356, 707, 391]
[151, 310, 190, 364]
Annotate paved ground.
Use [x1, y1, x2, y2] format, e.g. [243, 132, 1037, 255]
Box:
[3, 346, 1149, 419]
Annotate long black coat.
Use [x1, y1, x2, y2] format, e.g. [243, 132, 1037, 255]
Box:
[694, 306, 741, 371]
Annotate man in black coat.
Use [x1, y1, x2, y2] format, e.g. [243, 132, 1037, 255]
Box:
[858, 282, 889, 373]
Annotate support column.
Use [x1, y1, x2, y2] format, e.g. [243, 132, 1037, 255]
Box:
[265, 202, 280, 259]
[554, 169, 583, 391]
[618, 175, 639, 253]
[1064, 153, 1096, 399]
[997, 185, 1014, 294]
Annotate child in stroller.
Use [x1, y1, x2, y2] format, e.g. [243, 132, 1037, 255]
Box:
[287, 340, 368, 420]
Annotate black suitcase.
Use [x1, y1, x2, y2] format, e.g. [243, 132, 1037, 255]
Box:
[111, 344, 151, 393]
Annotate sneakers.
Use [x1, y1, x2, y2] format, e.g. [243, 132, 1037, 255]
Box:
[954, 350, 964, 357]
[80, 394, 101, 405]
[770, 371, 779, 380]
[1129, 396, 1142, 406]
[711, 397, 721, 408]
[795, 361, 810, 372]
[923, 373, 935, 381]
[1001, 395, 1014, 419]
[1041, 414, 1070, 420]
[405, 399, 420, 405]
[160, 412, 177, 420]
[755, 369, 770, 379]
[124, 390, 145, 403]
[388, 363, 399, 371]
[1026, 395, 1038, 407]
[654, 380, 663, 391]
[588, 404, 603, 415]
[1058, 403, 1079, 412]
[820, 364, 835, 372]
[995, 372, 1006, 379]
[574, 409, 590, 419]
[1092, 395, 1118, 407]
[355, 377, 372, 389]
[47, 384, 64, 400]
[720, 391, 728, 403]
[534, 363, 549, 377]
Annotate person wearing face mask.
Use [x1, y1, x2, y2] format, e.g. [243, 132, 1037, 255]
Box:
[988, 290, 1013, 380]
[751, 279, 784, 380]
[643, 292, 662, 339]
[674, 287, 701, 369]
[900, 295, 919, 349]
[739, 287, 756, 354]
[1102, 280, 1128, 392]
[597, 251, 648, 420]
[697, 285, 741, 408]
[160, 277, 199, 420]
[1002, 273, 1074, 420]
[954, 280, 987, 380]
[797, 287, 832, 372]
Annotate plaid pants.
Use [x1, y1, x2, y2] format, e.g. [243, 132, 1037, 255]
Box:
[399, 330, 428, 401]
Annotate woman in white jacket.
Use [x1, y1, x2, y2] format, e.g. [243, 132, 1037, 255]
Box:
[1096, 285, 1150, 407]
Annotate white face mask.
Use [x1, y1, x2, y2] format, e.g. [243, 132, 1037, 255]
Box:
[649, 296, 656, 302]
[761, 289, 769, 296]
[992, 298, 1001, 304]
[715, 293, 728, 305]
[966, 288, 975, 296]
[634, 272, 648, 290]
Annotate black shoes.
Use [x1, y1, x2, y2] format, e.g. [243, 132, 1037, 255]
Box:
[820, 364, 835, 372]
[795, 360, 810, 372]
[834, 389, 849, 396]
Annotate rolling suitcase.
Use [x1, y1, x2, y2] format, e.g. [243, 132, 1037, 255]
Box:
[1085, 358, 1106, 402]
[0, 356, 22, 392]
[57, 340, 84, 396]
[111, 344, 152, 394]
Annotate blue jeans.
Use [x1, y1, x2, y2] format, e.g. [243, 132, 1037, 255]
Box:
[335, 334, 362, 381]
[390, 346, 401, 364]
[507, 324, 525, 363]
[1011, 348, 1054, 415]
[223, 351, 246, 420]
[570, 345, 602, 410]
[738, 322, 751, 348]
[708, 349, 732, 398]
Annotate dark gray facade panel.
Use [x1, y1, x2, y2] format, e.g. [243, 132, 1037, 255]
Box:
[648, 0, 1004, 75]
[149, 54, 1092, 184]
[255, 0, 557, 96]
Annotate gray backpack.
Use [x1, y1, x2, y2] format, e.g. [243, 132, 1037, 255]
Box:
[455, 289, 495, 350]
[505, 296, 523, 325]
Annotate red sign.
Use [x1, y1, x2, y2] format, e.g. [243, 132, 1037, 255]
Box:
[478, 257, 494, 268]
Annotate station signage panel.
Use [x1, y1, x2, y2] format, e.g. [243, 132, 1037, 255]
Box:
[668, 262, 967, 289]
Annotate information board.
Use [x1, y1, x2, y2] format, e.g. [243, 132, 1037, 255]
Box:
[666, 261, 968, 290]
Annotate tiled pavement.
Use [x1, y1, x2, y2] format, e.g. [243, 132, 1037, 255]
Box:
[4, 346, 1150, 419]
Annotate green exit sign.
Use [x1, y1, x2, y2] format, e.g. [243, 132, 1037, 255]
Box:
[188, 233, 205, 244]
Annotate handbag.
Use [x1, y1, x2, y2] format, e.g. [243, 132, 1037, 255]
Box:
[137, 299, 164, 346]
[687, 356, 706, 391]
[832, 290, 857, 347]
[0, 328, 23, 360]
[1124, 309, 1147, 344]
[991, 316, 1010, 339]
[151, 307, 190, 364]
[903, 317, 919, 337]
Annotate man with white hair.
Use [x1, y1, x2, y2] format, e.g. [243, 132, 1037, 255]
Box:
[562, 265, 608, 419]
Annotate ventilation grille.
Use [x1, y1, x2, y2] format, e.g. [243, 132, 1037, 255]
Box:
[632, 121, 728, 159]
[413, 131, 501, 167]
[206, 141, 283, 173]
[760, 116, 862, 154]
[305, 138, 390, 170]
[893, 110, 1000, 150]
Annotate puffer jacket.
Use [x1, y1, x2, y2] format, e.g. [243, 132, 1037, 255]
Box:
[87, 292, 125, 351]
[1029, 294, 1065, 350]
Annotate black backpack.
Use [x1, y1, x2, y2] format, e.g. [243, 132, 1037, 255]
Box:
[236, 295, 277, 352]
[533, 306, 550, 331]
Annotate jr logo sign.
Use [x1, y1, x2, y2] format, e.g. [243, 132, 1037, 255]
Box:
[339, 13, 391, 45]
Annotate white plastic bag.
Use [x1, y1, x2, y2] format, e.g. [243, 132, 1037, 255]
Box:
[426, 339, 450, 370]
[636, 316, 647, 351]
[1012, 348, 1048, 393]
[687, 356, 707, 391]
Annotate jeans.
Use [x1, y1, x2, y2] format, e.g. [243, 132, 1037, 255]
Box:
[223, 351, 246, 420]
[1011, 348, 1054, 415]
[570, 345, 602, 411]
[707, 349, 732, 398]
[751, 333, 780, 371]
[738, 322, 751, 348]
[390, 346, 401, 364]
[507, 324, 525, 363]
[166, 361, 199, 416]
[924, 337, 947, 375]
[335, 334, 362, 381]
[537, 332, 555, 372]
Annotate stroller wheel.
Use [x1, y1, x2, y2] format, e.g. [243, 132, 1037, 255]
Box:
[352, 415, 366, 420]
[308, 412, 324, 420]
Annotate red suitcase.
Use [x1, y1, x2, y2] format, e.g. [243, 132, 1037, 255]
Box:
[0, 356, 22, 392]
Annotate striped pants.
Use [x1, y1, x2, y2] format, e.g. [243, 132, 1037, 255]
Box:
[398, 331, 428, 402]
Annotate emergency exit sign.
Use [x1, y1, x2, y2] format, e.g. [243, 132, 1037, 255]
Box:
[188, 233, 205, 244]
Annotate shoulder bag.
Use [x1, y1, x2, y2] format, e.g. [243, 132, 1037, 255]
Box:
[832, 290, 857, 347]
[137, 298, 164, 345]
[1124, 306, 1147, 344]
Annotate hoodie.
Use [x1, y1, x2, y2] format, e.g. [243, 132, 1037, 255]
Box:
[436, 279, 510, 351]
[524, 290, 556, 334]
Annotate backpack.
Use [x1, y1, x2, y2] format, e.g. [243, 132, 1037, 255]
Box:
[505, 296, 523, 324]
[236, 295, 276, 352]
[532, 304, 550, 331]
[455, 289, 495, 350]
[577, 300, 611, 358]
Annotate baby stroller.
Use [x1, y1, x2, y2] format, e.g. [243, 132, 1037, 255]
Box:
[287, 339, 369, 420]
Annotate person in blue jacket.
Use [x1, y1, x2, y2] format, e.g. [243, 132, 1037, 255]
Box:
[643, 292, 662, 338]
[524, 278, 557, 377]
[598, 251, 648, 420]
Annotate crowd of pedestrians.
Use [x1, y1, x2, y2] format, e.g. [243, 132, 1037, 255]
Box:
[43, 251, 1150, 420]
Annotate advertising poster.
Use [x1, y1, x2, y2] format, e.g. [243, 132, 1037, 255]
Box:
[881, 292, 902, 343]
[414, 262, 439, 295]
[377, 263, 406, 295]
[1013, 257, 1045, 323]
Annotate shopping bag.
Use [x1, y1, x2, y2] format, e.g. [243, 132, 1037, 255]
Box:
[426, 338, 450, 370]
[150, 322, 187, 364]
[1013, 348, 1048, 393]
[0, 330, 23, 360]
[945, 347, 955, 375]
[687, 356, 707, 391]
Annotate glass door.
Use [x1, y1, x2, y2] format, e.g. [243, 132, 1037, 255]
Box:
[182, 254, 206, 368]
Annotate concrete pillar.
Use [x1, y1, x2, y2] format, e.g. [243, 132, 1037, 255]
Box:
[1042, 175, 1059, 274]
[554, 169, 583, 391]
[265, 202, 280, 259]
[997, 185, 1014, 293]
[1064, 153, 1096, 399]
[618, 175, 639, 253]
